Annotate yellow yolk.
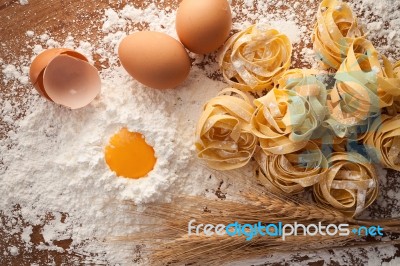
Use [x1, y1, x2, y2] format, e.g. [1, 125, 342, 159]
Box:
[105, 128, 156, 179]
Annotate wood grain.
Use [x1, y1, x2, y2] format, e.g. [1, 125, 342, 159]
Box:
[1, 0, 398, 265]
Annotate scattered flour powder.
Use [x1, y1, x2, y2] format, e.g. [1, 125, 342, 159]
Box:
[19, 0, 29, 6]
[1, 0, 400, 265]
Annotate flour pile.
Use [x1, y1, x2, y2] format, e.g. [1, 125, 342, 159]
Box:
[0, 3, 229, 263]
[1, 0, 400, 265]
[1, 66, 224, 263]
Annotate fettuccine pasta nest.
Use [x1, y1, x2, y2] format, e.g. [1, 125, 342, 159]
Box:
[326, 37, 400, 139]
[256, 142, 328, 194]
[327, 37, 380, 128]
[251, 88, 320, 155]
[195, 88, 257, 170]
[219, 24, 292, 92]
[195, 1, 400, 217]
[276, 68, 328, 123]
[383, 60, 400, 115]
[313, 152, 378, 217]
[364, 115, 400, 171]
[313, 0, 364, 70]
[378, 56, 400, 108]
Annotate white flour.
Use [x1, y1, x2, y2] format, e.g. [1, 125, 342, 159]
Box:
[19, 0, 29, 6]
[1, 0, 399, 265]
[349, 0, 400, 61]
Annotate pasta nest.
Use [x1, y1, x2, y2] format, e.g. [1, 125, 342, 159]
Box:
[313, 0, 364, 70]
[256, 141, 328, 194]
[327, 38, 380, 130]
[364, 115, 400, 171]
[251, 88, 321, 155]
[219, 24, 292, 92]
[195, 88, 257, 170]
[327, 38, 400, 136]
[275, 68, 328, 123]
[382, 60, 400, 115]
[313, 152, 378, 217]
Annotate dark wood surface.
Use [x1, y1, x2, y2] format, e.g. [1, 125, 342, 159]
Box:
[1, 0, 399, 265]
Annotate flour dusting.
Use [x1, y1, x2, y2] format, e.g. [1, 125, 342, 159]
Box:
[1, 0, 400, 265]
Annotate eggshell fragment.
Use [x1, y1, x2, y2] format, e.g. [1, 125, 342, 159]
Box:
[176, 0, 232, 54]
[118, 31, 191, 89]
[43, 55, 101, 109]
[29, 48, 87, 100]
[29, 48, 101, 109]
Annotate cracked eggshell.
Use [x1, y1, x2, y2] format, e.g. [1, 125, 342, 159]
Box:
[29, 48, 88, 100]
[42, 55, 101, 109]
[29, 48, 101, 109]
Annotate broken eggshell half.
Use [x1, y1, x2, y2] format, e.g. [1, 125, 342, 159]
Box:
[29, 48, 101, 109]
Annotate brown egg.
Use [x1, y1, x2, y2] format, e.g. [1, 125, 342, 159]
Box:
[118, 31, 191, 89]
[176, 0, 232, 54]
[29, 48, 101, 109]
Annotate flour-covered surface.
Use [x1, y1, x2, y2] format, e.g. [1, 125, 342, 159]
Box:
[1, 0, 400, 265]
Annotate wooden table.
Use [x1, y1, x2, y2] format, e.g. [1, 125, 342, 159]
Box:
[1, 0, 399, 265]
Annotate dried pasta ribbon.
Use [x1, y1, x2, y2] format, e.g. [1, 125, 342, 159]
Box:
[382, 60, 400, 115]
[313, 152, 378, 217]
[385, 98, 400, 116]
[312, 126, 350, 152]
[364, 115, 400, 171]
[327, 38, 380, 130]
[256, 142, 328, 194]
[219, 24, 292, 92]
[394, 61, 400, 77]
[313, 0, 364, 69]
[276, 69, 328, 123]
[195, 88, 257, 170]
[251, 88, 319, 155]
[313, 119, 371, 154]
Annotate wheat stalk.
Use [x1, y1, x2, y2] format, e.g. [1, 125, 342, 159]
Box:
[115, 171, 400, 265]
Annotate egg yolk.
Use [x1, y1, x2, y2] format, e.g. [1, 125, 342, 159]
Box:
[105, 128, 156, 179]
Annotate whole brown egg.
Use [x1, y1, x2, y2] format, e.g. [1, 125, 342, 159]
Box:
[118, 31, 191, 89]
[176, 0, 232, 54]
